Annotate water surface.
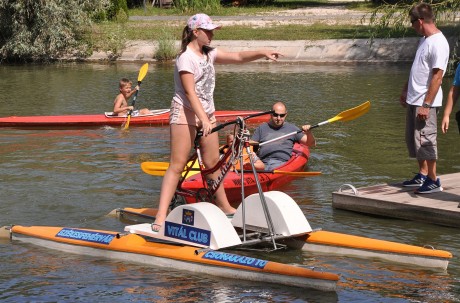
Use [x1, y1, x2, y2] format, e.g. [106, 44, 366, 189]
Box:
[0, 62, 459, 302]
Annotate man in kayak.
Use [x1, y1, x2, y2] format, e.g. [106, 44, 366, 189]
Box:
[113, 78, 151, 116]
[251, 101, 316, 171]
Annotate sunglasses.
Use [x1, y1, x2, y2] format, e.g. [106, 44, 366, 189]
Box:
[410, 18, 423, 25]
[272, 113, 286, 118]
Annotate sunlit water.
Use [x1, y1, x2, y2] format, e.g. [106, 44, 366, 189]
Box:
[0, 63, 459, 302]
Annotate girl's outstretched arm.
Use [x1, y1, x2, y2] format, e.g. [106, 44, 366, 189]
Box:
[215, 49, 282, 64]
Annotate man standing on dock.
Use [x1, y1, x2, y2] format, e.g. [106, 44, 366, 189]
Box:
[399, 3, 449, 194]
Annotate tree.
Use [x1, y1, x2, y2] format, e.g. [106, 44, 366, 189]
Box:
[366, 0, 460, 72]
[0, 0, 110, 62]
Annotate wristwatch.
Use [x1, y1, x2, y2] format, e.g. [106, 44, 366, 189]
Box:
[422, 102, 431, 108]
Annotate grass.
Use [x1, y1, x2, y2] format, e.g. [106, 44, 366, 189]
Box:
[128, 0, 360, 16]
[90, 0, 457, 54]
[91, 20, 419, 53]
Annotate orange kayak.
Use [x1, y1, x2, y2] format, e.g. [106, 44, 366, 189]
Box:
[178, 143, 309, 206]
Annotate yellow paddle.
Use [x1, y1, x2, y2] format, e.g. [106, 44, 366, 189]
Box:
[141, 161, 321, 177]
[323, 100, 371, 124]
[122, 63, 149, 130]
[258, 100, 371, 147]
[141, 161, 201, 177]
[270, 170, 321, 176]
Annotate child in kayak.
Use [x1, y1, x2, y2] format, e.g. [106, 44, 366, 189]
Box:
[151, 13, 282, 232]
[113, 78, 151, 117]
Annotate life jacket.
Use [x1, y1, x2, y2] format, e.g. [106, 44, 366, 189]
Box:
[221, 145, 254, 171]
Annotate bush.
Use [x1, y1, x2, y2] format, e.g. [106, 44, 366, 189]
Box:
[107, 0, 129, 20]
[175, 0, 221, 12]
[155, 27, 178, 61]
[0, 0, 111, 62]
[221, 0, 275, 6]
[127, 0, 144, 9]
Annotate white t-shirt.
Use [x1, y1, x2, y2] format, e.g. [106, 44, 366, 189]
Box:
[406, 32, 450, 107]
[172, 47, 218, 114]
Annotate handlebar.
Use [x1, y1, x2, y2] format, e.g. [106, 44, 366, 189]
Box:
[196, 110, 273, 138]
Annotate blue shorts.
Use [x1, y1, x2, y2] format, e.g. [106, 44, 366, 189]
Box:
[263, 158, 286, 171]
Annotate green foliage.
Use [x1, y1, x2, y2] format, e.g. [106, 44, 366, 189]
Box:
[174, 0, 221, 13]
[221, 0, 275, 5]
[370, 0, 448, 4]
[365, 0, 460, 73]
[126, 0, 144, 9]
[370, 0, 411, 4]
[98, 23, 128, 56]
[107, 0, 129, 20]
[154, 27, 179, 61]
[115, 8, 129, 23]
[0, 0, 111, 62]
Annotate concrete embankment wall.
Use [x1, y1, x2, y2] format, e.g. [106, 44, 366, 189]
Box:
[88, 38, 422, 64]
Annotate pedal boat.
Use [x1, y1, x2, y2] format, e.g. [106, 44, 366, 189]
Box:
[111, 191, 453, 270]
[1, 191, 342, 292]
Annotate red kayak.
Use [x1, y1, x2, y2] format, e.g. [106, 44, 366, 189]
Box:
[180, 143, 310, 206]
[0, 109, 269, 128]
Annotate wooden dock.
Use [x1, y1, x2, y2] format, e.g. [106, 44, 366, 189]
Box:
[332, 172, 460, 228]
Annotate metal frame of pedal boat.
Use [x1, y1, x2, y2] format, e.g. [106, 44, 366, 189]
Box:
[125, 113, 313, 253]
[170, 112, 271, 206]
[170, 111, 274, 206]
[231, 119, 281, 251]
[192, 115, 287, 252]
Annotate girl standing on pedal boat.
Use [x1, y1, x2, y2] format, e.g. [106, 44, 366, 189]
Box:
[152, 13, 283, 231]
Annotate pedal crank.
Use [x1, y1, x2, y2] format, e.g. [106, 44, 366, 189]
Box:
[195, 188, 214, 203]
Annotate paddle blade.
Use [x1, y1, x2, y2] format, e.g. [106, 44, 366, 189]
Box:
[138, 63, 149, 83]
[141, 161, 169, 175]
[272, 170, 321, 177]
[122, 64, 148, 130]
[145, 170, 167, 176]
[0, 226, 11, 239]
[141, 161, 201, 177]
[328, 101, 370, 123]
[123, 115, 131, 130]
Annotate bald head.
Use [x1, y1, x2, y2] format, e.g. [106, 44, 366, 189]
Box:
[270, 101, 288, 128]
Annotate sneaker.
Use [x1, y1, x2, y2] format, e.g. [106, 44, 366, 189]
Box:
[415, 177, 443, 194]
[402, 173, 427, 187]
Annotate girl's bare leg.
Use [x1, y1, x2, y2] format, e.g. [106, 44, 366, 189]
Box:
[153, 124, 195, 229]
[200, 130, 236, 215]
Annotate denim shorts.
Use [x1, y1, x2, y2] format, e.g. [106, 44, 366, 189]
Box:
[263, 158, 286, 171]
[169, 101, 216, 127]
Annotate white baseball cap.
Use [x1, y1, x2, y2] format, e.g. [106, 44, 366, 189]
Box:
[187, 13, 221, 30]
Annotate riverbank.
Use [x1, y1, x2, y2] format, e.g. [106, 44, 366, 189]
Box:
[88, 38, 420, 64]
[89, 4, 404, 63]
[86, 5, 456, 64]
